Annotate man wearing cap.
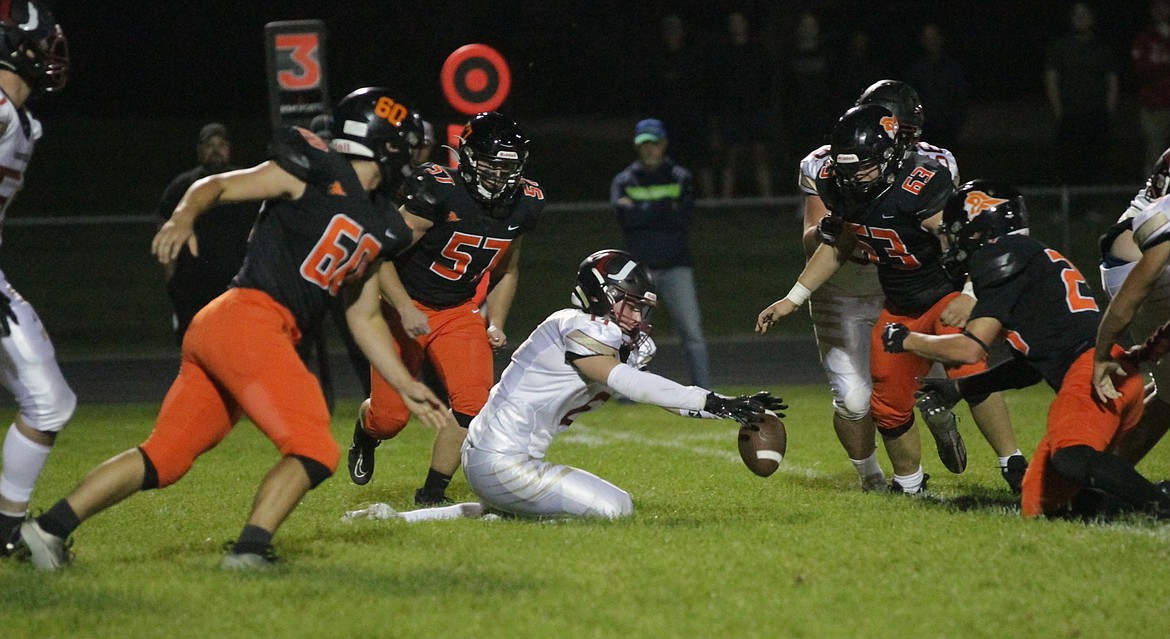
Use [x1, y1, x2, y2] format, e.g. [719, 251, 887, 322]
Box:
[156, 123, 259, 343]
[610, 118, 712, 388]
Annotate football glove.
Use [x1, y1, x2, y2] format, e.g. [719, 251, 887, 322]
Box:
[816, 214, 844, 246]
[882, 322, 910, 353]
[915, 376, 962, 410]
[738, 391, 787, 417]
[704, 392, 768, 428]
[0, 291, 18, 337]
[1124, 321, 1170, 365]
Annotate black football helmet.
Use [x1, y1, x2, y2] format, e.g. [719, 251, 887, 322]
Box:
[940, 180, 1029, 277]
[457, 112, 529, 209]
[0, 0, 67, 93]
[571, 249, 657, 346]
[830, 104, 903, 204]
[330, 88, 422, 184]
[856, 79, 923, 150]
[1144, 147, 1170, 201]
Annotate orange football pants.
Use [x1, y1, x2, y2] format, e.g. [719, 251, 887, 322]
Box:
[140, 288, 338, 487]
[869, 292, 987, 430]
[365, 298, 493, 438]
[1020, 347, 1145, 518]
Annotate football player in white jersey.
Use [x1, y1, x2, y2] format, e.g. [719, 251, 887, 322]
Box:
[796, 79, 1025, 492]
[1096, 151, 1170, 459]
[0, 1, 74, 551]
[346, 250, 785, 521]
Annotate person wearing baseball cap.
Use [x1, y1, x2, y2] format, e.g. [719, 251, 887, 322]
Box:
[609, 118, 713, 389]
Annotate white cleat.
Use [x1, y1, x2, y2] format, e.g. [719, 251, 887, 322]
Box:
[341, 502, 400, 523]
[11, 519, 72, 571]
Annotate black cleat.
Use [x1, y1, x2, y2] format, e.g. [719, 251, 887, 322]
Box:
[1001, 454, 1027, 494]
[347, 414, 380, 486]
[414, 488, 454, 506]
[917, 391, 967, 474]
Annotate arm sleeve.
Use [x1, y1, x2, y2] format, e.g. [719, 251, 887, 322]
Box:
[606, 363, 708, 412]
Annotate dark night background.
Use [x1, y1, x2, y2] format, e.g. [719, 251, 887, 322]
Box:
[12, 0, 1163, 214]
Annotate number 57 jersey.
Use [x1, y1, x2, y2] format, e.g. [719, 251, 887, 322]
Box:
[395, 162, 544, 309]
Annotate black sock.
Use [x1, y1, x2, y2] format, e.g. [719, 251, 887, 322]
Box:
[421, 469, 453, 497]
[231, 524, 273, 555]
[0, 512, 22, 539]
[37, 500, 81, 539]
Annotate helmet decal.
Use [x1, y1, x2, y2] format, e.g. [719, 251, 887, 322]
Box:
[962, 191, 1010, 221]
[879, 116, 898, 139]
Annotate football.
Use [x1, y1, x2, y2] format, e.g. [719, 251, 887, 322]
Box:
[738, 411, 787, 477]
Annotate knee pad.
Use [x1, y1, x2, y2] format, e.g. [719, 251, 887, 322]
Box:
[879, 417, 915, 440]
[833, 386, 872, 421]
[1050, 445, 1095, 484]
[294, 454, 334, 489]
[138, 447, 160, 490]
[23, 386, 76, 434]
[597, 491, 634, 519]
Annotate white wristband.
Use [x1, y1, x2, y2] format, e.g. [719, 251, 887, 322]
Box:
[783, 282, 812, 307]
[961, 280, 976, 299]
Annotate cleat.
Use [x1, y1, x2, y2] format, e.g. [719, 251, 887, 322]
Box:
[891, 473, 930, 496]
[917, 390, 967, 474]
[341, 502, 400, 523]
[1001, 454, 1027, 494]
[861, 472, 889, 493]
[9, 518, 72, 571]
[414, 488, 453, 506]
[347, 404, 380, 486]
[220, 542, 280, 570]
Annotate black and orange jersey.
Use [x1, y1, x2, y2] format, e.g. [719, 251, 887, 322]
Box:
[233, 126, 412, 332]
[968, 234, 1101, 391]
[395, 162, 544, 308]
[817, 154, 958, 315]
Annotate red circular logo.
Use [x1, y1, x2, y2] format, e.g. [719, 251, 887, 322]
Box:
[441, 44, 511, 115]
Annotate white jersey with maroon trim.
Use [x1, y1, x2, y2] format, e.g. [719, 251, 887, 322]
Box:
[0, 95, 41, 246]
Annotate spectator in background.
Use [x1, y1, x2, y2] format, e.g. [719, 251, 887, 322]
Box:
[903, 23, 969, 151]
[780, 12, 834, 171]
[708, 11, 773, 199]
[1132, 0, 1170, 172]
[611, 119, 712, 388]
[1045, 2, 1119, 185]
[646, 14, 714, 199]
[830, 30, 889, 116]
[156, 123, 257, 344]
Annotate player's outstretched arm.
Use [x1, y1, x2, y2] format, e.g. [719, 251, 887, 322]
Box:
[756, 243, 844, 333]
[346, 265, 452, 430]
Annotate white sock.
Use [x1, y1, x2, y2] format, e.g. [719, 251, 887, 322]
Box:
[849, 452, 884, 479]
[399, 502, 484, 523]
[1, 423, 52, 509]
[892, 466, 924, 493]
[998, 450, 1023, 468]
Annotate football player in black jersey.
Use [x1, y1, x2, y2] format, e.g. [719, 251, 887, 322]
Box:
[883, 181, 1170, 519]
[757, 105, 1024, 495]
[348, 112, 546, 506]
[7, 88, 452, 571]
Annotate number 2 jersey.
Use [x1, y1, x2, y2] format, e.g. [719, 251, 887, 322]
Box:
[467, 308, 654, 459]
[816, 154, 958, 315]
[395, 163, 545, 309]
[967, 234, 1101, 390]
[232, 126, 412, 333]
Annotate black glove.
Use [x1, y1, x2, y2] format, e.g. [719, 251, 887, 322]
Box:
[882, 322, 910, 353]
[817, 214, 845, 246]
[704, 392, 766, 427]
[0, 291, 17, 337]
[915, 376, 962, 409]
[738, 391, 787, 418]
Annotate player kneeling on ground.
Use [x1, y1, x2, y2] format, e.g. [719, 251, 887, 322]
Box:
[882, 180, 1170, 519]
[347, 250, 785, 521]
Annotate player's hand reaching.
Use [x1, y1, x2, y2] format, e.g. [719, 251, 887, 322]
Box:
[940, 290, 975, 328]
[1092, 358, 1127, 402]
[816, 214, 844, 246]
[486, 324, 507, 350]
[398, 304, 431, 338]
[0, 290, 18, 337]
[152, 217, 198, 265]
[704, 392, 768, 427]
[738, 391, 787, 417]
[882, 322, 910, 353]
[756, 299, 798, 333]
[399, 379, 455, 430]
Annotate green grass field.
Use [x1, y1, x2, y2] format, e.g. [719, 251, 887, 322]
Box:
[5, 385, 1170, 639]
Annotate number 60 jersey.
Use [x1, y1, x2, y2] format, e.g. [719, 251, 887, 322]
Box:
[395, 162, 544, 309]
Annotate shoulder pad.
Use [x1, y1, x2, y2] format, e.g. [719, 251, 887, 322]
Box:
[896, 158, 954, 222]
[1132, 196, 1170, 250]
[968, 235, 1042, 288]
[798, 145, 832, 195]
[269, 127, 332, 183]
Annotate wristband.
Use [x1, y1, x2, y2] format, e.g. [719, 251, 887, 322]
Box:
[783, 282, 812, 307]
[961, 280, 976, 299]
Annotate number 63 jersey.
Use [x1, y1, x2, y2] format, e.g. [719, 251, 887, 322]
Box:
[395, 162, 544, 309]
[233, 126, 412, 333]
